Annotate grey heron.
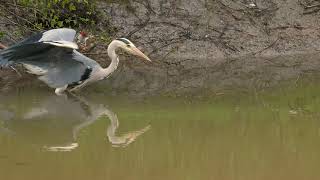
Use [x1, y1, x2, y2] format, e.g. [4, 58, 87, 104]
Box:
[0, 28, 151, 95]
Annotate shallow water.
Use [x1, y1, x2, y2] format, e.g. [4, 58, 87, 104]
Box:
[1, 82, 320, 180]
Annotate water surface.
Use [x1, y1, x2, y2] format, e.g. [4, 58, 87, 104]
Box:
[1, 82, 320, 180]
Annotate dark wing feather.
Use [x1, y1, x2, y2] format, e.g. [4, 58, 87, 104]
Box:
[0, 28, 77, 68]
[2, 43, 53, 63]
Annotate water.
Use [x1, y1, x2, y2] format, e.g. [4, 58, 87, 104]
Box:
[1, 82, 320, 180]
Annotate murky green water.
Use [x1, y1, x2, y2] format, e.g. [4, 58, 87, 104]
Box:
[1, 81, 320, 180]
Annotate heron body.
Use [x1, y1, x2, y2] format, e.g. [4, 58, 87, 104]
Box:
[0, 28, 151, 95]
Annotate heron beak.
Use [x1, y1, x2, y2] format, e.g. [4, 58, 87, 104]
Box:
[130, 47, 151, 62]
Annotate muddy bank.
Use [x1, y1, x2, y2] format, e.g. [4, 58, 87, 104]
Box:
[79, 0, 320, 95]
[2, 52, 319, 96]
[105, 0, 320, 57]
[96, 51, 320, 96]
[1, 0, 320, 95]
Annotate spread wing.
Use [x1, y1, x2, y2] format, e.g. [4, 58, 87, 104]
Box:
[14, 28, 78, 49]
[20, 48, 96, 88]
[0, 28, 101, 88]
[0, 28, 78, 68]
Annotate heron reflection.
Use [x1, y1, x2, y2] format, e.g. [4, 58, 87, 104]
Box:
[0, 94, 150, 151]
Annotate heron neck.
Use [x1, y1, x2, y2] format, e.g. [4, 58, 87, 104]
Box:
[103, 43, 120, 78]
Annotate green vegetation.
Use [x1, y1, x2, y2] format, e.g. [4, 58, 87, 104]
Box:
[0, 31, 4, 40]
[16, 0, 99, 30]
[0, 0, 117, 45]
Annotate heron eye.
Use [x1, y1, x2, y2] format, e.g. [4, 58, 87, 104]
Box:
[127, 44, 131, 47]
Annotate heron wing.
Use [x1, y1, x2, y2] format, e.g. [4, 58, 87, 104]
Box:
[20, 48, 95, 88]
[15, 28, 77, 47]
[0, 28, 78, 67]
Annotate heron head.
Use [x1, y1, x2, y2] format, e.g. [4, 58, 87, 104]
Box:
[115, 38, 151, 62]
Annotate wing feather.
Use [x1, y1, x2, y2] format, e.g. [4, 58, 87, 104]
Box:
[0, 28, 78, 68]
[21, 48, 94, 88]
[17, 28, 77, 46]
[0, 28, 100, 88]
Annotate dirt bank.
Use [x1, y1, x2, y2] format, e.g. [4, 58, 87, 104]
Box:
[1, 0, 320, 95]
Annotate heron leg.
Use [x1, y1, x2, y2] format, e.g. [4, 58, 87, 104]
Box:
[69, 81, 88, 92]
[67, 90, 87, 104]
[66, 91, 92, 116]
[55, 85, 68, 96]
